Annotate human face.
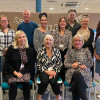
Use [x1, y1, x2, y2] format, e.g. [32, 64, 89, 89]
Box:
[0, 17, 8, 28]
[44, 36, 53, 49]
[73, 37, 83, 49]
[68, 11, 76, 22]
[17, 33, 26, 47]
[59, 18, 67, 29]
[40, 16, 47, 28]
[81, 17, 89, 28]
[23, 10, 31, 23]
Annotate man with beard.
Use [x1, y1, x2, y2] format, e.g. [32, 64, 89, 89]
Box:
[67, 9, 81, 36]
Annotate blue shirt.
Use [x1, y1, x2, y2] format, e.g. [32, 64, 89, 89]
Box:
[17, 21, 38, 46]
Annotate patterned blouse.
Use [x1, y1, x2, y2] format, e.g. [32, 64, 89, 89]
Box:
[34, 28, 51, 52]
[0, 28, 15, 56]
[64, 48, 93, 87]
[37, 47, 62, 73]
[52, 29, 72, 51]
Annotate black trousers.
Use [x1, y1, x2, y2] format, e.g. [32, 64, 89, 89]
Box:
[9, 82, 30, 100]
[71, 71, 88, 100]
[38, 72, 60, 95]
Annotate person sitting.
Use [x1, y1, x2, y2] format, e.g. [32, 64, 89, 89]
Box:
[64, 34, 93, 100]
[36, 34, 62, 100]
[3, 30, 35, 100]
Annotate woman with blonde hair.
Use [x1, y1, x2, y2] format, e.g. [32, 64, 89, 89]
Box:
[3, 30, 35, 100]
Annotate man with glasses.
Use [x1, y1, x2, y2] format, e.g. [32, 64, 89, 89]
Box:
[67, 9, 81, 36]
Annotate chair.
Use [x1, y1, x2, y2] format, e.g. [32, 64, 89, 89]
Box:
[62, 80, 96, 100]
[36, 76, 62, 100]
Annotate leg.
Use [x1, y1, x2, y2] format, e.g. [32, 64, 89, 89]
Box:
[22, 82, 30, 100]
[71, 71, 88, 100]
[9, 82, 17, 100]
[56, 95, 61, 100]
[50, 74, 60, 96]
[38, 72, 49, 95]
[36, 94, 42, 100]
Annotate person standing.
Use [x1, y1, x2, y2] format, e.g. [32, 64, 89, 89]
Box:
[17, 9, 38, 49]
[34, 12, 51, 52]
[53, 16, 72, 81]
[0, 15, 15, 84]
[67, 9, 81, 36]
[17, 9, 38, 80]
[94, 21, 100, 98]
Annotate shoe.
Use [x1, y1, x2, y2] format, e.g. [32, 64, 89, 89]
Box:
[97, 94, 100, 99]
[44, 89, 50, 94]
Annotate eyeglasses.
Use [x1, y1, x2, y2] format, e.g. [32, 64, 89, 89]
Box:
[1, 20, 8, 23]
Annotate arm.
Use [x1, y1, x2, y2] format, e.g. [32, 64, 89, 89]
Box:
[36, 50, 48, 72]
[53, 49, 62, 73]
[34, 29, 43, 52]
[82, 49, 93, 68]
[94, 47, 100, 61]
[5, 46, 16, 73]
[68, 31, 72, 49]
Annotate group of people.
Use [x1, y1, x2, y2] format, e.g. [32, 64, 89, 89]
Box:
[0, 9, 100, 100]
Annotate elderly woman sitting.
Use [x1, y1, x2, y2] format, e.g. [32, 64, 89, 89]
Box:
[36, 34, 62, 100]
[64, 34, 93, 100]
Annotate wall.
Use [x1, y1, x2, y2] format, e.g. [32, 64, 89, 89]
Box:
[0, 12, 100, 32]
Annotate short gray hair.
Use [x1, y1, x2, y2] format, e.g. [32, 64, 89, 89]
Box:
[72, 34, 84, 46]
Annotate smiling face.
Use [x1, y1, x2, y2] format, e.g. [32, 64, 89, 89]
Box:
[40, 16, 47, 28]
[44, 35, 54, 49]
[23, 10, 31, 23]
[68, 11, 76, 22]
[0, 17, 8, 28]
[73, 37, 83, 49]
[81, 17, 89, 28]
[59, 17, 67, 29]
[17, 32, 26, 47]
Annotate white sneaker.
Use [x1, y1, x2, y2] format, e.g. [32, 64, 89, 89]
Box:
[97, 94, 100, 99]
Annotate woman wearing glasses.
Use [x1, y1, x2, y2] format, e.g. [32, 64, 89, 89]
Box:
[0, 15, 15, 84]
[64, 34, 93, 100]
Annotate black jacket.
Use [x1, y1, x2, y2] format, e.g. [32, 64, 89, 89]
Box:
[3, 45, 35, 82]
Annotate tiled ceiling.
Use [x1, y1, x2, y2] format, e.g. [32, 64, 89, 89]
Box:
[0, 0, 100, 13]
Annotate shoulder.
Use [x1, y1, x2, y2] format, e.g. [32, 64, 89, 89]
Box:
[30, 21, 38, 27]
[8, 28, 15, 33]
[88, 28, 94, 33]
[65, 29, 72, 34]
[18, 22, 24, 26]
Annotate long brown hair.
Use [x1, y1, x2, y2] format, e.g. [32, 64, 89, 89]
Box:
[58, 16, 67, 31]
[0, 15, 11, 32]
[95, 21, 100, 42]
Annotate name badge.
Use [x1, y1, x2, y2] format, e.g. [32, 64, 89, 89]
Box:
[20, 63, 24, 69]
[59, 44, 64, 48]
[48, 67, 53, 71]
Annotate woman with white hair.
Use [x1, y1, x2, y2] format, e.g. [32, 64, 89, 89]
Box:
[36, 34, 62, 100]
[64, 34, 93, 100]
[3, 30, 35, 100]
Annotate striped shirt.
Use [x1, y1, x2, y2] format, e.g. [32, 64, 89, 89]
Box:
[0, 28, 15, 56]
